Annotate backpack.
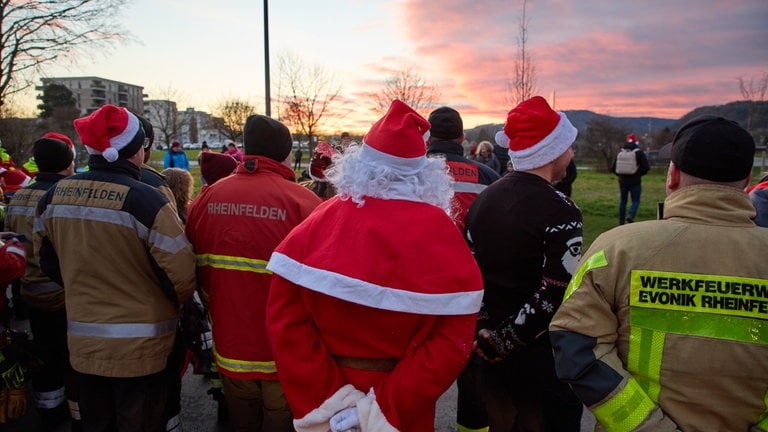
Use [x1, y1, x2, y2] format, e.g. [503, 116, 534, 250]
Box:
[615, 148, 639, 175]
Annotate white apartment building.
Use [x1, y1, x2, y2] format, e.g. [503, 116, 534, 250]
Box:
[38, 76, 145, 115]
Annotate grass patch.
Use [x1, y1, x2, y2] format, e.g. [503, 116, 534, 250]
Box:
[571, 167, 667, 250]
[146, 151, 762, 252]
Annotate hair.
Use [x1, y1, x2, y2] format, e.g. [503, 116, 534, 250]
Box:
[325, 144, 455, 217]
[477, 141, 494, 154]
[162, 168, 194, 223]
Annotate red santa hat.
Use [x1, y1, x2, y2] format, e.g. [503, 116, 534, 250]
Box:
[496, 96, 577, 171]
[1, 168, 32, 193]
[360, 99, 430, 174]
[309, 141, 336, 182]
[627, 133, 638, 143]
[74, 104, 145, 163]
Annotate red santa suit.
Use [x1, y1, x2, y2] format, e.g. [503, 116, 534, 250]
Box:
[0, 237, 26, 286]
[266, 100, 483, 432]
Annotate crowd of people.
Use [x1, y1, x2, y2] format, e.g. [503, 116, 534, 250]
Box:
[0, 96, 766, 432]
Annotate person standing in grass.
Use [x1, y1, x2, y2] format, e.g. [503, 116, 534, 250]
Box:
[612, 133, 649, 224]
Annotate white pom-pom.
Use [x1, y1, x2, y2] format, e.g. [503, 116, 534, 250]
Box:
[495, 130, 510, 149]
[103, 147, 119, 162]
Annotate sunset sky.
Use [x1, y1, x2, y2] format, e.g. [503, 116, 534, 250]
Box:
[19, 0, 768, 133]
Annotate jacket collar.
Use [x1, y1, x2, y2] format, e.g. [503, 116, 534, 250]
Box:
[88, 155, 141, 179]
[665, 184, 756, 226]
[33, 172, 68, 183]
[236, 155, 296, 182]
[427, 140, 464, 156]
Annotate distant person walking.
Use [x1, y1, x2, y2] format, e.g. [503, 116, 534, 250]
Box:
[612, 133, 649, 224]
[164, 141, 190, 171]
[293, 146, 303, 171]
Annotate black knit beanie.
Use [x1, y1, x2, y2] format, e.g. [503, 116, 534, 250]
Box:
[242, 115, 293, 162]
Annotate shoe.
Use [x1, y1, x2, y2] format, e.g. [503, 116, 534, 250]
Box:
[626, 217, 634, 223]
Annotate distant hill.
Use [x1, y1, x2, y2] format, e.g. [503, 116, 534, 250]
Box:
[465, 100, 768, 144]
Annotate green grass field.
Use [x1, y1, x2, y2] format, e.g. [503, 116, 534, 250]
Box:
[151, 150, 764, 250]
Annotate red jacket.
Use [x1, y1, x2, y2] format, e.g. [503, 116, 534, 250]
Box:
[186, 156, 321, 380]
[0, 238, 25, 286]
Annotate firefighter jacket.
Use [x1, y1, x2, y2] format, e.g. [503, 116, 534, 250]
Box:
[5, 172, 67, 311]
[185, 155, 321, 380]
[426, 140, 499, 233]
[140, 164, 177, 213]
[35, 156, 197, 378]
[550, 185, 768, 431]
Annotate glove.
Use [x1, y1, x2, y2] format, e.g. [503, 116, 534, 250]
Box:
[474, 328, 507, 362]
[330, 406, 360, 432]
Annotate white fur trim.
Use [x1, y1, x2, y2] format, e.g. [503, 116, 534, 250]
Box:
[102, 147, 119, 163]
[359, 143, 427, 177]
[294, 384, 365, 432]
[5, 245, 25, 257]
[508, 112, 576, 171]
[356, 389, 398, 432]
[268, 252, 482, 315]
[495, 130, 510, 149]
[110, 111, 140, 150]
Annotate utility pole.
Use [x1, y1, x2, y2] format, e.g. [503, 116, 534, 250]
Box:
[264, 0, 271, 116]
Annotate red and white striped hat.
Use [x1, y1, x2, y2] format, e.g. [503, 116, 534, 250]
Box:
[74, 104, 145, 162]
[360, 99, 430, 174]
[496, 96, 576, 171]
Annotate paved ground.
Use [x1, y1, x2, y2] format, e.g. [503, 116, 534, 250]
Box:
[0, 318, 596, 431]
[0, 366, 596, 431]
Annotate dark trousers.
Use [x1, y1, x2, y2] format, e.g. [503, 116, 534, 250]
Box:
[456, 354, 488, 431]
[28, 307, 78, 429]
[76, 371, 168, 432]
[482, 365, 582, 432]
[220, 375, 293, 432]
[619, 183, 642, 224]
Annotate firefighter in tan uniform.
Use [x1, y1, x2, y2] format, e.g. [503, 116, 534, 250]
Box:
[550, 116, 768, 431]
[35, 105, 196, 431]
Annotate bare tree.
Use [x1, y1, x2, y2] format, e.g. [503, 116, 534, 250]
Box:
[0, 0, 131, 112]
[210, 98, 256, 143]
[276, 53, 340, 154]
[582, 118, 630, 172]
[738, 72, 768, 131]
[505, 0, 537, 105]
[145, 100, 179, 149]
[370, 65, 441, 116]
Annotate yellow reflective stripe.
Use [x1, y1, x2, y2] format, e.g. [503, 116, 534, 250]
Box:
[197, 253, 271, 274]
[592, 377, 655, 432]
[214, 349, 276, 374]
[629, 270, 768, 321]
[457, 425, 489, 432]
[563, 250, 608, 301]
[756, 389, 768, 431]
[627, 326, 664, 403]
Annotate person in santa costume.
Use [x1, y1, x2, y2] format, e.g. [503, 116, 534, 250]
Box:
[265, 99, 484, 432]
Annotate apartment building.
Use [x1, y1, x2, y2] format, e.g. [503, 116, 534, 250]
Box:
[38, 76, 145, 115]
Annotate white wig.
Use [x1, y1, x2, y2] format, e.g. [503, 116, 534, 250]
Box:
[325, 144, 456, 217]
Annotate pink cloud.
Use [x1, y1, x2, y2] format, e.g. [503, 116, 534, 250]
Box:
[394, 0, 768, 123]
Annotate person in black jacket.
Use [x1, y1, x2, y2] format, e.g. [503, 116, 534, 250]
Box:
[426, 107, 499, 432]
[466, 96, 583, 431]
[611, 133, 650, 224]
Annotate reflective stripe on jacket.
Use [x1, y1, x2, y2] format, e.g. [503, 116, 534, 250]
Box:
[35, 156, 197, 378]
[550, 185, 768, 431]
[185, 155, 321, 380]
